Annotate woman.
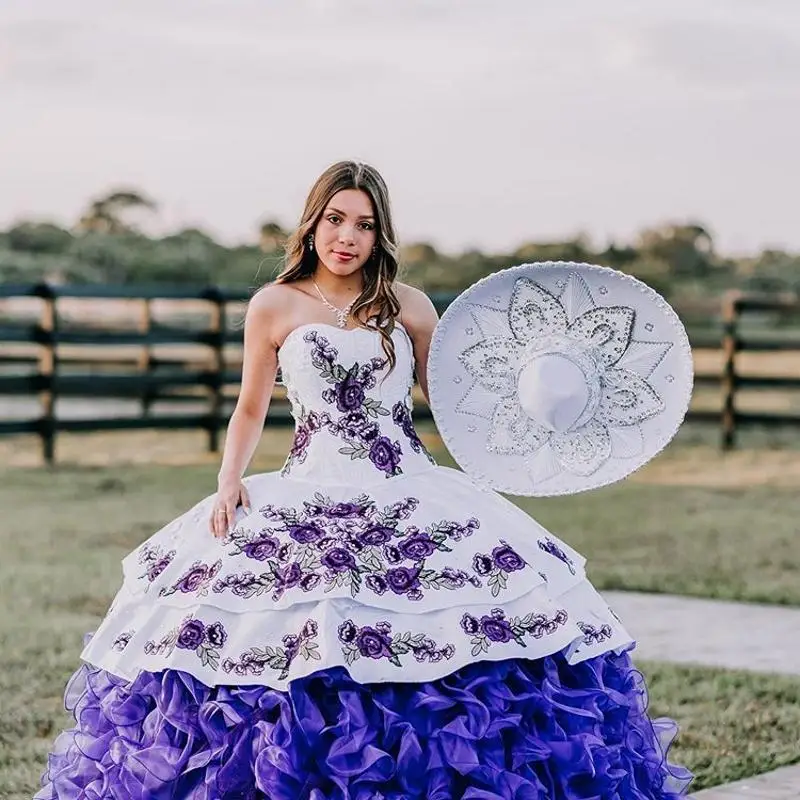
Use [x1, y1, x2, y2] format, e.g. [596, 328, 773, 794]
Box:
[36, 161, 691, 799]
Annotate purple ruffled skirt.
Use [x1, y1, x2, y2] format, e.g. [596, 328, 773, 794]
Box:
[36, 648, 692, 799]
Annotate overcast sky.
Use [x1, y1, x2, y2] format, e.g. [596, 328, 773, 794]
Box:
[1, 0, 798, 255]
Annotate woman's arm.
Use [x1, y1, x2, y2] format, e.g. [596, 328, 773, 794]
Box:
[217, 287, 282, 485]
[396, 283, 439, 403]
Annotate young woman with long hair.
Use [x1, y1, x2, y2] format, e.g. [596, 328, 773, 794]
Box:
[35, 161, 691, 799]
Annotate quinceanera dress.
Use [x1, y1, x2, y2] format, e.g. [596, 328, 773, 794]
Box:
[36, 321, 692, 799]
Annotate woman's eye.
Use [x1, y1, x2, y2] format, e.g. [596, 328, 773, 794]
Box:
[327, 215, 341, 224]
[359, 222, 374, 231]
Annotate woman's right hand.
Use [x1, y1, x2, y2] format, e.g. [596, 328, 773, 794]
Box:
[209, 477, 252, 539]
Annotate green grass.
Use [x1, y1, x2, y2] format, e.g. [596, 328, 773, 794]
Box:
[643, 661, 800, 789]
[427, 443, 800, 607]
[2, 446, 800, 795]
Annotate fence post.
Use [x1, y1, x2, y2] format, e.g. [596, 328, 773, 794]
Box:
[37, 283, 58, 465]
[207, 288, 226, 452]
[138, 298, 154, 415]
[720, 290, 741, 451]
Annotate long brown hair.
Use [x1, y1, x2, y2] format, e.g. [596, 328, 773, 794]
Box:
[274, 161, 402, 371]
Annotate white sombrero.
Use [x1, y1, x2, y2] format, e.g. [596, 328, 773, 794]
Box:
[427, 262, 694, 496]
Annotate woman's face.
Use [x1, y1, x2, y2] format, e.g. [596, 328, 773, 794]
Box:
[313, 189, 377, 278]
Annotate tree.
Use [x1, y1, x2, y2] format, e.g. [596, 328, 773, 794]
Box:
[7, 221, 73, 254]
[636, 223, 714, 277]
[76, 189, 158, 235]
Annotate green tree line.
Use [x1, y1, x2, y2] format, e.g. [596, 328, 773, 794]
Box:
[1, 189, 799, 311]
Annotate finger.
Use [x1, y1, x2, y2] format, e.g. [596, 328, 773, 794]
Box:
[213, 507, 228, 539]
[240, 485, 252, 514]
[225, 503, 236, 534]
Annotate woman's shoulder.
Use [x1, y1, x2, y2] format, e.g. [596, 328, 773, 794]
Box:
[394, 282, 439, 331]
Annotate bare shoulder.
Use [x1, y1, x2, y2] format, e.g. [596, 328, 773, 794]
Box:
[245, 283, 301, 346]
[395, 282, 438, 329]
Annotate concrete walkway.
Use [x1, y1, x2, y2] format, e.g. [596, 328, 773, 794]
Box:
[690, 764, 800, 799]
[603, 590, 800, 799]
[604, 591, 800, 676]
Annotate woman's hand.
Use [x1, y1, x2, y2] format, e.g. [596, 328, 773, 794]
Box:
[209, 476, 252, 539]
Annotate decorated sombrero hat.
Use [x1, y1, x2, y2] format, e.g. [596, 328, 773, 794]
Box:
[427, 262, 694, 496]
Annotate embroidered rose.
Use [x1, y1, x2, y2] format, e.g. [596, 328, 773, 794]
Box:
[299, 573, 322, 591]
[385, 566, 421, 596]
[398, 532, 437, 561]
[243, 536, 279, 561]
[366, 574, 389, 594]
[335, 374, 366, 413]
[338, 620, 358, 644]
[356, 626, 393, 659]
[359, 525, 395, 546]
[369, 437, 403, 475]
[178, 566, 209, 592]
[340, 619, 454, 668]
[321, 548, 357, 573]
[480, 614, 514, 643]
[461, 613, 480, 635]
[288, 522, 324, 544]
[462, 608, 569, 655]
[206, 622, 228, 648]
[492, 544, 526, 572]
[383, 544, 402, 564]
[177, 619, 206, 649]
[327, 501, 365, 518]
[472, 554, 493, 576]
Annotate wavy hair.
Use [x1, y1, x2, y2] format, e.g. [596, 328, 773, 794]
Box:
[274, 161, 402, 371]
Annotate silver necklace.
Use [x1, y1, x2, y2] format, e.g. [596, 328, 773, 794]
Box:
[312, 280, 357, 328]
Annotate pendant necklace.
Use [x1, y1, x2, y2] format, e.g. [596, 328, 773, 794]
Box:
[312, 280, 357, 328]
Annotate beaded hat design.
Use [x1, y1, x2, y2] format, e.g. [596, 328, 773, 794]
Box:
[427, 262, 694, 496]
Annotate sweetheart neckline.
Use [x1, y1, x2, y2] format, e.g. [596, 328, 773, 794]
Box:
[278, 320, 410, 355]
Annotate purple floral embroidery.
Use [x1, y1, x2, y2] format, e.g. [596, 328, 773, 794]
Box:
[578, 621, 613, 645]
[215, 492, 484, 602]
[281, 332, 411, 478]
[137, 544, 176, 583]
[281, 409, 330, 476]
[367, 436, 403, 476]
[392, 400, 436, 464]
[461, 607, 569, 655]
[338, 619, 454, 667]
[472, 540, 527, 597]
[222, 619, 320, 681]
[112, 631, 134, 651]
[159, 560, 222, 597]
[144, 616, 227, 670]
[537, 537, 577, 575]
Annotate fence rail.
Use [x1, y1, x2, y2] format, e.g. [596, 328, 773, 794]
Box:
[1, 282, 799, 462]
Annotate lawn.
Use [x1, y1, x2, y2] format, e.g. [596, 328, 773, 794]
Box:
[1, 430, 800, 795]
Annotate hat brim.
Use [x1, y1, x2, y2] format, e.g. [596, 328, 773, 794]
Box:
[427, 262, 694, 496]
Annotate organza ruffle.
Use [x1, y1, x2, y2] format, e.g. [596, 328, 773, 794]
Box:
[36, 649, 692, 800]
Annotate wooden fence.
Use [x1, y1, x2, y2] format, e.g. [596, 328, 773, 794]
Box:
[719, 290, 800, 449]
[0, 283, 798, 462]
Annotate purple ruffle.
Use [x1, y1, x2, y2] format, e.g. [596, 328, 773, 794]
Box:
[36, 649, 692, 799]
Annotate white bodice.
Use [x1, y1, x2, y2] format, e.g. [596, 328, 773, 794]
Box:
[277, 323, 437, 484]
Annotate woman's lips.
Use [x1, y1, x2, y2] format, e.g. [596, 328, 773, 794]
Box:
[333, 252, 356, 262]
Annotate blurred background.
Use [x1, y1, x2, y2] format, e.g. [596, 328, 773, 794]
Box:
[3, 4, 800, 796]
[2, 0, 800, 462]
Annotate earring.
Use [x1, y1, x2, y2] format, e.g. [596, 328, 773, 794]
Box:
[308, 233, 315, 252]
[372, 245, 378, 258]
